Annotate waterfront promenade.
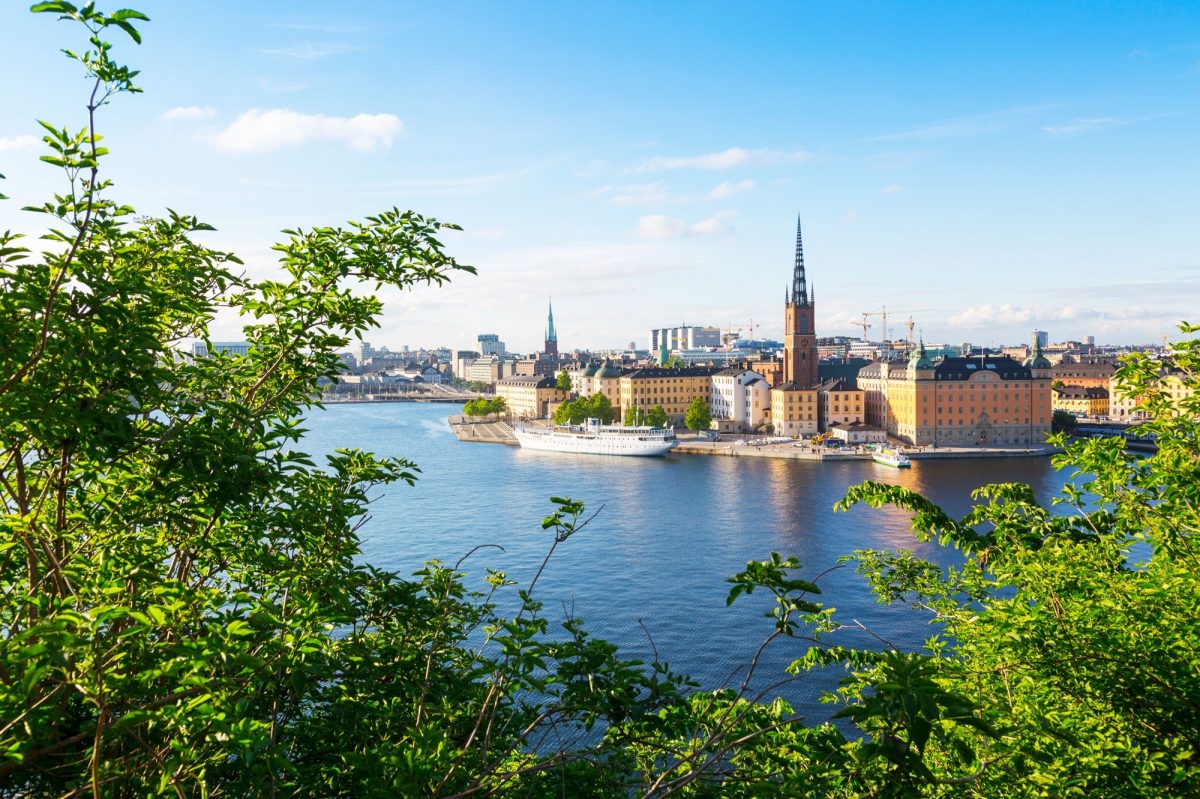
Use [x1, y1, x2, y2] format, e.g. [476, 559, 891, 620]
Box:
[447, 415, 1055, 460]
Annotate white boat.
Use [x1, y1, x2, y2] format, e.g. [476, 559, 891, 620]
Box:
[872, 448, 912, 468]
[513, 418, 678, 457]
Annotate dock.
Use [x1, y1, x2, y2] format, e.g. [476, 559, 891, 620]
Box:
[448, 414, 519, 445]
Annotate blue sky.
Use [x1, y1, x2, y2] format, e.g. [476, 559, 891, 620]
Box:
[1, 1, 1197, 351]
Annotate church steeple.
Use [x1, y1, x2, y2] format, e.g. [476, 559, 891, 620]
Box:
[791, 215, 809, 307]
[782, 214, 818, 387]
[543, 298, 558, 359]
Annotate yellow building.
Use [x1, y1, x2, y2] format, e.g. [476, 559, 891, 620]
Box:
[495, 375, 568, 420]
[817, 378, 864, 431]
[619, 367, 717, 425]
[857, 342, 1053, 446]
[769, 382, 819, 437]
[1052, 385, 1109, 418]
[570, 360, 627, 420]
[1111, 368, 1196, 421]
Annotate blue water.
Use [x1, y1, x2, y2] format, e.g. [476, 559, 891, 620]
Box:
[301, 402, 1071, 716]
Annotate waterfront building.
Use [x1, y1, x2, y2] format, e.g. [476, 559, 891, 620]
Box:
[826, 421, 887, 445]
[782, 216, 819, 388]
[857, 341, 1052, 446]
[1053, 360, 1115, 389]
[618, 367, 718, 426]
[648, 325, 722, 353]
[1110, 367, 1196, 422]
[711, 369, 769, 433]
[496, 374, 568, 420]
[1052, 385, 1109, 417]
[570, 360, 627, 419]
[769, 382, 819, 437]
[817, 378, 865, 431]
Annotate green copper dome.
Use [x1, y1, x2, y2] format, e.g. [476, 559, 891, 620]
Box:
[909, 338, 934, 370]
[582, 361, 600, 377]
[597, 360, 621, 379]
[1024, 339, 1051, 369]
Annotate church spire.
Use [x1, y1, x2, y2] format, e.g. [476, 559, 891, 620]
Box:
[791, 214, 809, 307]
[545, 298, 557, 343]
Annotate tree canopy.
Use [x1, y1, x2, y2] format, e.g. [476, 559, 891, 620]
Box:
[464, 396, 507, 417]
[556, 369, 572, 392]
[3, 6, 1198, 798]
[553, 391, 615, 425]
[684, 395, 713, 432]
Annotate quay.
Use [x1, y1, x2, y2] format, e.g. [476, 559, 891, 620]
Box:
[447, 415, 1055, 459]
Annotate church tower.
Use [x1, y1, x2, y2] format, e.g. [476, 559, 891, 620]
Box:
[544, 298, 559, 359]
[783, 216, 818, 387]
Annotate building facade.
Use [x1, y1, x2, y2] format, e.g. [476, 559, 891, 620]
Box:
[817, 378, 865, 431]
[647, 325, 723, 353]
[1052, 385, 1109, 417]
[496, 375, 568, 420]
[858, 342, 1053, 446]
[618, 367, 718, 426]
[769, 383, 819, 437]
[711, 369, 769, 432]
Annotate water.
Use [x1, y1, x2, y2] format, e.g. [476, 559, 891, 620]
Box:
[301, 402, 1072, 717]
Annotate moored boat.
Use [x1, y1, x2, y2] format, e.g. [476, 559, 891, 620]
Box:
[872, 448, 912, 468]
[513, 418, 678, 457]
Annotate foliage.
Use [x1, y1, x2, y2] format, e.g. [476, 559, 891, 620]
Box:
[5, 6, 1199, 798]
[645, 404, 670, 428]
[464, 396, 506, 417]
[834, 323, 1200, 797]
[1052, 407, 1077, 432]
[555, 368, 571, 392]
[685, 395, 712, 432]
[468, 379, 491, 393]
[553, 391, 615, 425]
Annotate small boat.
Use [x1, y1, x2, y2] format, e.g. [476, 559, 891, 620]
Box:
[872, 448, 912, 468]
[513, 418, 678, 457]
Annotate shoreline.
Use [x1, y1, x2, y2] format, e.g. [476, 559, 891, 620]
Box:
[446, 415, 1057, 460]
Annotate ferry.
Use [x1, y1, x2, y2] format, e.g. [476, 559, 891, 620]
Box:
[513, 418, 679, 457]
[872, 448, 912, 468]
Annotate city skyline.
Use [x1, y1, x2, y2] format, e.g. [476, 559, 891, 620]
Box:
[1, 2, 1197, 350]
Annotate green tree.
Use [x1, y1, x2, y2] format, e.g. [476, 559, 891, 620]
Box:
[833, 325, 1200, 797]
[645, 404, 670, 427]
[1052, 407, 1077, 432]
[7, 7, 1200, 798]
[555, 368, 571, 392]
[685, 395, 712, 432]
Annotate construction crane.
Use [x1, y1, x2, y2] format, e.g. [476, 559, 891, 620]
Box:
[850, 313, 871, 341]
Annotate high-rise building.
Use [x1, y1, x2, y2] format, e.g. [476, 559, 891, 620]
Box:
[1032, 330, 1049, 349]
[477, 333, 505, 356]
[783, 216, 818, 387]
[647, 326, 722, 353]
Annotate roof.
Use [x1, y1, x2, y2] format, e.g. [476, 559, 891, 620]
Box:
[1052, 362, 1115, 377]
[817, 378, 859, 393]
[497, 374, 557, 388]
[932, 356, 1034, 381]
[624, 367, 721, 379]
[1054, 385, 1109, 399]
[771, 381, 819, 392]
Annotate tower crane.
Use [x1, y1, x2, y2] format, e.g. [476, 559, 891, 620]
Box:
[850, 313, 871, 341]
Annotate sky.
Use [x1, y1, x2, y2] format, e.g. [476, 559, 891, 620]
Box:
[1, 1, 1197, 352]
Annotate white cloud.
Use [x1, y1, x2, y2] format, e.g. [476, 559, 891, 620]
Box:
[880, 183, 903, 194]
[707, 179, 755, 199]
[633, 147, 809, 172]
[211, 109, 404, 153]
[871, 105, 1055, 141]
[254, 42, 360, 60]
[162, 105, 217, 121]
[637, 214, 732, 239]
[0, 134, 39, 152]
[611, 182, 686, 207]
[1041, 111, 1182, 137]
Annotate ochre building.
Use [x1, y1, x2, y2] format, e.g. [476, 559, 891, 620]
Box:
[857, 342, 1053, 446]
[619, 367, 718, 426]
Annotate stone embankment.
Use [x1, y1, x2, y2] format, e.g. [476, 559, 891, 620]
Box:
[448, 414, 519, 445]
[447, 416, 1055, 460]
